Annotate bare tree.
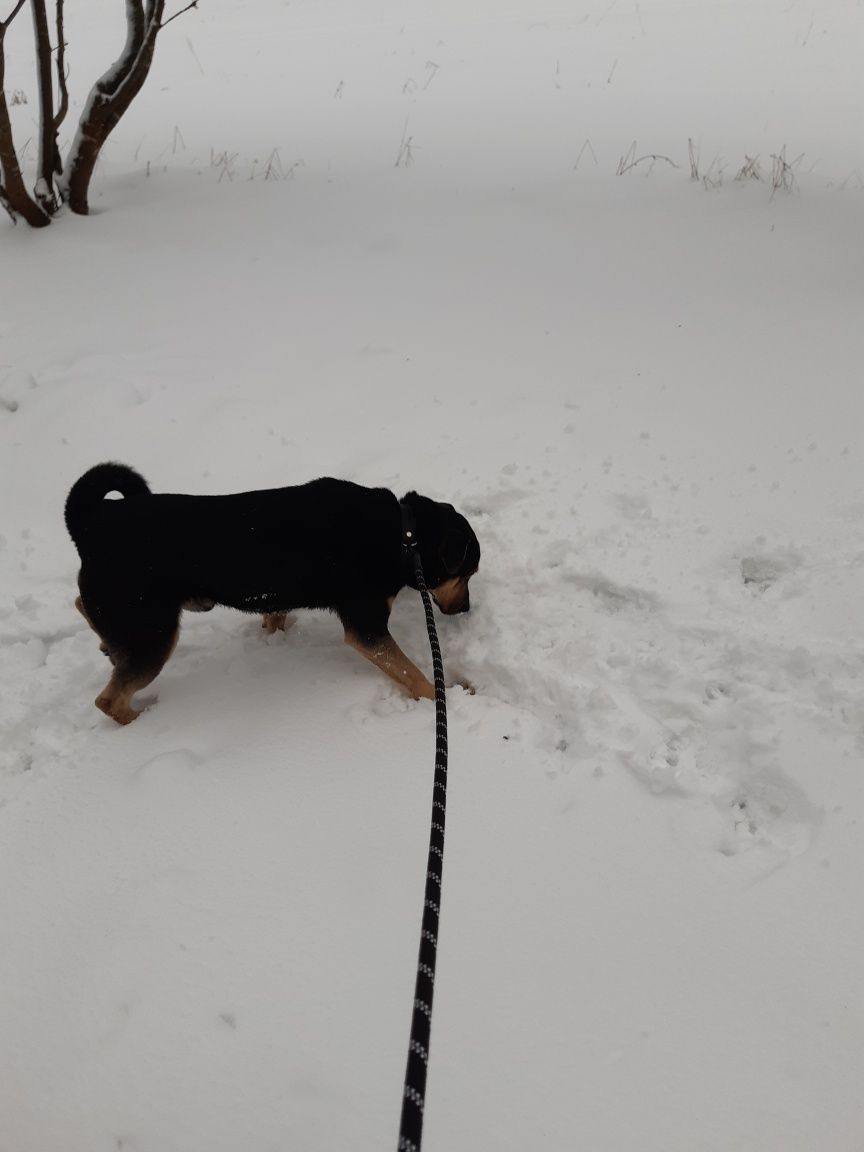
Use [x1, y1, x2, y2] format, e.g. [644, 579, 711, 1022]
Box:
[0, 2, 47, 224]
[0, 0, 198, 227]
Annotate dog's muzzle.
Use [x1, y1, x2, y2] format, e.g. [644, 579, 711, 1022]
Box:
[433, 590, 470, 615]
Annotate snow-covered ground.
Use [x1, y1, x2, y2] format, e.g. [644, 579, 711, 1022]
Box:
[2, 2, 863, 1149]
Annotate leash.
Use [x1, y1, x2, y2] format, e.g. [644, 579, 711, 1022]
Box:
[398, 508, 449, 1152]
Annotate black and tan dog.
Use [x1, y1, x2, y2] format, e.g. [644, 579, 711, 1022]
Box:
[65, 463, 480, 725]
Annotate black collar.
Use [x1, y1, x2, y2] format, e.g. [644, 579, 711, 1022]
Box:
[400, 500, 421, 583]
[401, 500, 417, 549]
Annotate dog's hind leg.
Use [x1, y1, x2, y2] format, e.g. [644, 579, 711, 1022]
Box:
[94, 616, 180, 725]
[76, 594, 113, 660]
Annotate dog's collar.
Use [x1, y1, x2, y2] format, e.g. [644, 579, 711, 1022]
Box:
[401, 501, 417, 549]
[400, 500, 422, 583]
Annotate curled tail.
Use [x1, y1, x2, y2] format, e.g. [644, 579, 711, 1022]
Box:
[65, 462, 151, 549]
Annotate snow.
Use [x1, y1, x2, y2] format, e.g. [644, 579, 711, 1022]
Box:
[2, 1, 863, 1149]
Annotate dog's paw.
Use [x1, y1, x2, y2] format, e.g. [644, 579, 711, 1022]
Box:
[95, 695, 139, 725]
[261, 612, 296, 635]
[449, 676, 476, 696]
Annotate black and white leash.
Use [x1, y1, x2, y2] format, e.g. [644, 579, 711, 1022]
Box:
[398, 508, 449, 1152]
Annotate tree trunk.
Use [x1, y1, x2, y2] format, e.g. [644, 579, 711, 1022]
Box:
[30, 0, 58, 210]
[0, 25, 50, 226]
[61, 0, 164, 216]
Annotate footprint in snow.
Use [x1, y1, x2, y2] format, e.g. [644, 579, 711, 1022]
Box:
[132, 748, 203, 787]
[462, 487, 532, 516]
[564, 571, 660, 616]
[624, 726, 819, 863]
[740, 546, 804, 591]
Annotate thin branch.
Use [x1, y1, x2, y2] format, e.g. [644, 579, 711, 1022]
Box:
[54, 0, 69, 139]
[160, 0, 197, 29]
[0, 0, 27, 30]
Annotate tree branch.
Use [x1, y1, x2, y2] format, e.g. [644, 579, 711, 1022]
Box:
[160, 1, 198, 30]
[0, 0, 27, 30]
[53, 0, 69, 146]
[99, 0, 146, 100]
[0, 24, 50, 224]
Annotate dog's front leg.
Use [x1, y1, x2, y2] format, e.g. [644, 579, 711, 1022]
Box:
[344, 629, 435, 701]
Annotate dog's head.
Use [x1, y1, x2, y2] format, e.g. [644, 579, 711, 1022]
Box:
[401, 492, 481, 614]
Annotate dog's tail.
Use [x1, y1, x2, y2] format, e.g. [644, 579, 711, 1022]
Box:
[65, 462, 151, 549]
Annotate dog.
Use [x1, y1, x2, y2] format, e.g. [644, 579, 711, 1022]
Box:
[64, 463, 480, 725]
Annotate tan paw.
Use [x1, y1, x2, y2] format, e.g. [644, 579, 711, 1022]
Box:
[96, 695, 138, 725]
[261, 612, 296, 635]
[450, 676, 476, 696]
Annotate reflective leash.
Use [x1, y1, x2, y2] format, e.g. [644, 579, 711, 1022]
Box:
[398, 517, 449, 1152]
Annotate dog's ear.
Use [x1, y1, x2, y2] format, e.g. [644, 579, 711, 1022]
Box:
[441, 530, 469, 575]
